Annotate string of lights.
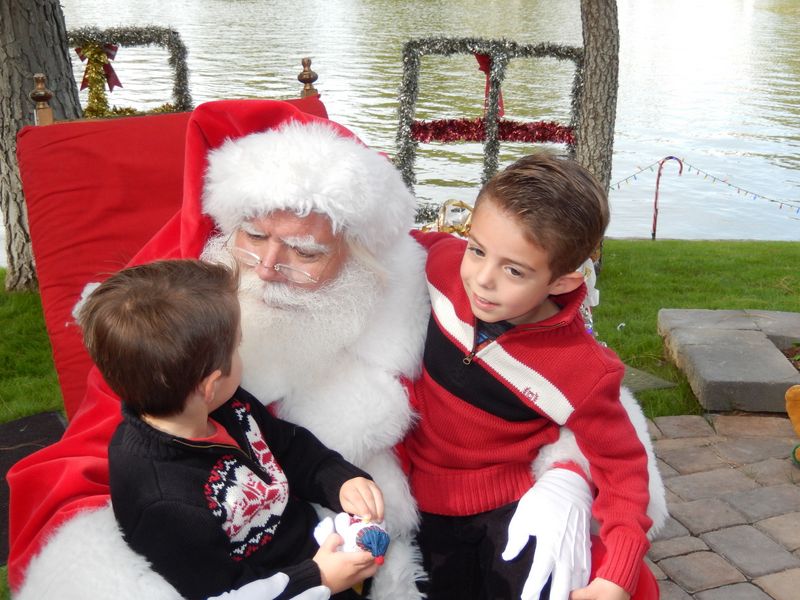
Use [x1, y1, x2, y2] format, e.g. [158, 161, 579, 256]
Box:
[612, 157, 800, 218]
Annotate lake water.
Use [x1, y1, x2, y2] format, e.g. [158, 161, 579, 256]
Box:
[4, 0, 798, 269]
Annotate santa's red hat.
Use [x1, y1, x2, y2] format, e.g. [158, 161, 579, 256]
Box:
[176, 99, 416, 260]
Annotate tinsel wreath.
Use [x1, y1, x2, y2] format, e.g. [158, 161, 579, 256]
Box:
[68, 26, 193, 118]
[394, 37, 583, 191]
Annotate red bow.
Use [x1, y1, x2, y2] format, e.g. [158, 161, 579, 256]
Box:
[75, 44, 123, 92]
[474, 54, 504, 117]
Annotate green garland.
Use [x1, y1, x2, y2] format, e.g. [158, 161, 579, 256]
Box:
[395, 37, 583, 191]
[68, 26, 193, 118]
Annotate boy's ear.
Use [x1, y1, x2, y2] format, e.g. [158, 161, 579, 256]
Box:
[198, 370, 223, 405]
[549, 270, 585, 295]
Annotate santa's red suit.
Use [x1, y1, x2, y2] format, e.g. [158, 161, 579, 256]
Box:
[8, 100, 666, 600]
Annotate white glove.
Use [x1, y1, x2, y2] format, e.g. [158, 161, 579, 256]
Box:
[502, 469, 593, 600]
[207, 572, 331, 600]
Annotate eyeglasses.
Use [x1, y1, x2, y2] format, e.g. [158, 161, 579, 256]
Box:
[230, 246, 320, 284]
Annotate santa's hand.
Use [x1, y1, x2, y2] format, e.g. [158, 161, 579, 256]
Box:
[502, 469, 593, 600]
[206, 572, 331, 600]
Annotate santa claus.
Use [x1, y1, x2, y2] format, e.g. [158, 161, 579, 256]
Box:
[8, 100, 665, 600]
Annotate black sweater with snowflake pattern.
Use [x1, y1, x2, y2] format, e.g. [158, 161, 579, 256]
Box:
[109, 388, 369, 600]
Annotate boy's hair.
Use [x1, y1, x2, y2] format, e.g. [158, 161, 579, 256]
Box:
[77, 259, 240, 417]
[476, 153, 609, 280]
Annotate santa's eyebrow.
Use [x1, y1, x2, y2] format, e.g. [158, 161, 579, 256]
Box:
[280, 235, 331, 254]
[240, 222, 265, 236]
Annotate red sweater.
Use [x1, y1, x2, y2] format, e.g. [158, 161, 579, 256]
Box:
[405, 231, 651, 593]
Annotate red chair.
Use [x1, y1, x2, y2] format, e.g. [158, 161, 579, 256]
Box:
[16, 64, 328, 420]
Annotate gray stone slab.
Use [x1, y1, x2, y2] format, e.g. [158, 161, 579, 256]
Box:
[658, 309, 760, 333]
[695, 583, 772, 600]
[714, 437, 796, 465]
[649, 535, 708, 561]
[645, 556, 665, 580]
[664, 327, 766, 351]
[668, 498, 748, 535]
[723, 484, 800, 522]
[746, 310, 800, 348]
[657, 551, 745, 593]
[657, 580, 693, 600]
[623, 365, 677, 392]
[757, 512, 800, 551]
[647, 419, 664, 441]
[651, 516, 691, 541]
[754, 568, 800, 600]
[658, 309, 800, 413]
[702, 525, 800, 577]
[654, 415, 715, 439]
[666, 468, 759, 501]
[710, 414, 796, 438]
[658, 444, 731, 475]
[701, 382, 800, 413]
[675, 331, 800, 413]
[740, 458, 800, 486]
[655, 435, 722, 453]
[658, 458, 680, 479]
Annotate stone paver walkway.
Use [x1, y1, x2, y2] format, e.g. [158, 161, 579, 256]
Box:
[648, 413, 800, 600]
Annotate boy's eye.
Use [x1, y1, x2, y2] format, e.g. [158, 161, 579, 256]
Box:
[504, 266, 524, 278]
[467, 246, 485, 258]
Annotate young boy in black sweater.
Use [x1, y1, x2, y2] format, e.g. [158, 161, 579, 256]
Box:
[77, 259, 383, 600]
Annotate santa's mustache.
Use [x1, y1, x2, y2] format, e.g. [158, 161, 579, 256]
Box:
[238, 272, 319, 310]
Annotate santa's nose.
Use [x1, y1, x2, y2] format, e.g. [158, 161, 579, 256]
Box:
[252, 245, 284, 281]
[255, 261, 282, 282]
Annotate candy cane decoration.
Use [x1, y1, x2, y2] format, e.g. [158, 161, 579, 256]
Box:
[651, 156, 683, 240]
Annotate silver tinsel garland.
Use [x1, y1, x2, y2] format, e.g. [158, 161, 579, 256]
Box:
[68, 26, 193, 112]
[395, 37, 583, 192]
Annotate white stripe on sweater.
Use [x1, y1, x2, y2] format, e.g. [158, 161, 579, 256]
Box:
[428, 281, 574, 425]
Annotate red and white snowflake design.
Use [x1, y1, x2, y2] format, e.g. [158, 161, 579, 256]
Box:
[205, 401, 289, 559]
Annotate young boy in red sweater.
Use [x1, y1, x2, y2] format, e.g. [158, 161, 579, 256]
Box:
[76, 259, 384, 600]
[405, 154, 655, 600]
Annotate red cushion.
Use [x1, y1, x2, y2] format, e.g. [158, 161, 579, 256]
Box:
[16, 95, 328, 420]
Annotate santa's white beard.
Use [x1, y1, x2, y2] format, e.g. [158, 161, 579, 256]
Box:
[201, 234, 383, 402]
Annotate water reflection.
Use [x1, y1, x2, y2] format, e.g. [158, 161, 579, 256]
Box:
[53, 0, 800, 241]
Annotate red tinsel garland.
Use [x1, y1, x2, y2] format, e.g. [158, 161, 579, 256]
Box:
[412, 118, 574, 145]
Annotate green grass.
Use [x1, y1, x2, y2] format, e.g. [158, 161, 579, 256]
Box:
[0, 269, 62, 425]
[593, 239, 799, 418]
[1, 566, 7, 600]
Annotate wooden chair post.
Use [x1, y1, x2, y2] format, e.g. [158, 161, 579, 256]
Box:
[297, 58, 319, 98]
[30, 73, 54, 126]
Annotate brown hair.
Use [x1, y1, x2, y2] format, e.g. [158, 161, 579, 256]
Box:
[475, 153, 609, 280]
[77, 259, 240, 417]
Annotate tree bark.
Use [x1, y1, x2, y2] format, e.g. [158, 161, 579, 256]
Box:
[0, 0, 81, 291]
[576, 0, 619, 192]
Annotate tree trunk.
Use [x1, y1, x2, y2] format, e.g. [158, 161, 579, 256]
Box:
[576, 0, 619, 192]
[0, 0, 81, 291]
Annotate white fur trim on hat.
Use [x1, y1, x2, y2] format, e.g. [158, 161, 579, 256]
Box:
[203, 121, 416, 257]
